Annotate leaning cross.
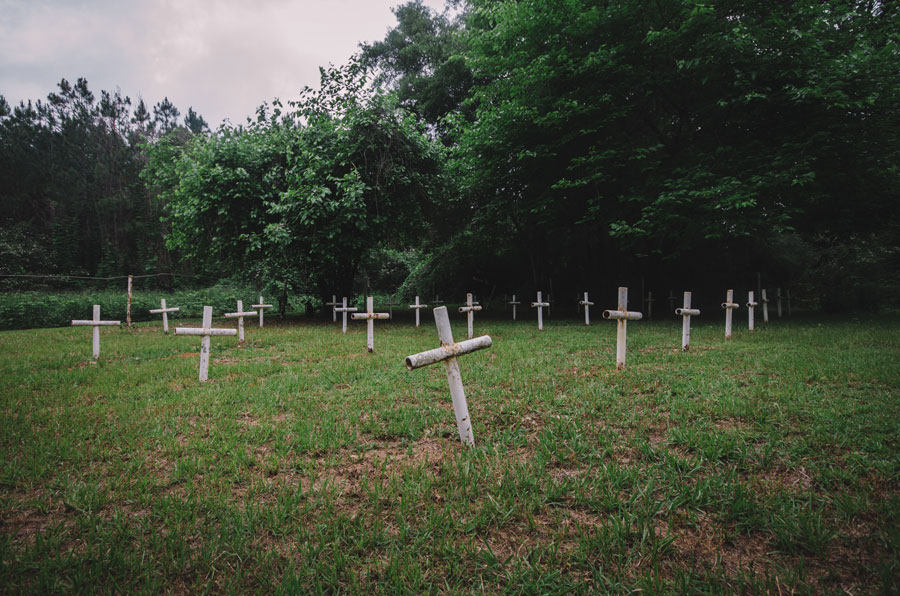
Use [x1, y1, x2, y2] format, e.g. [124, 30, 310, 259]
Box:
[675, 291, 700, 351]
[761, 289, 770, 324]
[325, 295, 340, 323]
[72, 305, 121, 361]
[334, 296, 358, 334]
[175, 305, 237, 382]
[746, 291, 758, 331]
[602, 287, 643, 369]
[531, 291, 550, 331]
[721, 289, 740, 339]
[251, 296, 273, 327]
[149, 298, 179, 334]
[508, 294, 521, 321]
[579, 292, 594, 325]
[458, 293, 483, 339]
[409, 296, 428, 328]
[224, 300, 257, 343]
[405, 306, 492, 446]
[351, 296, 390, 352]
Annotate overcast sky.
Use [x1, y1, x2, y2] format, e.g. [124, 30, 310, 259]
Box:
[0, 0, 447, 126]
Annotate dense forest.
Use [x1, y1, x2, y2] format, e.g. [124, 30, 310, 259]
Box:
[2, 0, 898, 312]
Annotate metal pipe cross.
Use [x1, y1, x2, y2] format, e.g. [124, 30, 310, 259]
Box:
[351, 297, 390, 352]
[602, 287, 643, 369]
[149, 298, 180, 334]
[175, 305, 237, 381]
[71, 305, 121, 361]
[674, 291, 700, 351]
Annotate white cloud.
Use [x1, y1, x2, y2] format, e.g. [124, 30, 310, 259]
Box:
[0, 0, 447, 126]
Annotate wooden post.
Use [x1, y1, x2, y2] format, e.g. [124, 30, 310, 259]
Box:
[175, 305, 237, 382]
[458, 293, 483, 340]
[224, 300, 257, 343]
[71, 305, 120, 361]
[405, 306, 492, 446]
[761, 289, 770, 324]
[747, 291, 758, 331]
[508, 294, 521, 321]
[602, 287, 643, 370]
[644, 291, 654, 321]
[579, 292, 594, 325]
[149, 298, 180, 333]
[325, 295, 340, 322]
[675, 291, 700, 351]
[721, 289, 740, 339]
[126, 275, 133, 327]
[777, 288, 783, 318]
[252, 296, 273, 327]
[409, 296, 428, 328]
[530, 291, 550, 331]
[351, 297, 389, 352]
[334, 296, 358, 334]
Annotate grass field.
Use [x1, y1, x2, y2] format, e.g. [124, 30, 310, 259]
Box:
[1, 310, 898, 594]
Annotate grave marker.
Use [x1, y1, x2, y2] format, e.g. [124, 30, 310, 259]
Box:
[71, 305, 121, 361]
[746, 291, 758, 331]
[508, 294, 521, 321]
[325, 295, 340, 323]
[352, 297, 390, 352]
[334, 297, 358, 334]
[175, 305, 237, 381]
[602, 287, 643, 370]
[761, 289, 770, 324]
[531, 291, 550, 331]
[224, 300, 257, 342]
[777, 288, 783, 318]
[644, 291, 655, 321]
[674, 291, 700, 351]
[721, 289, 740, 339]
[149, 299, 180, 333]
[405, 306, 492, 446]
[579, 292, 594, 325]
[409, 296, 428, 328]
[251, 296, 273, 327]
[458, 293, 483, 339]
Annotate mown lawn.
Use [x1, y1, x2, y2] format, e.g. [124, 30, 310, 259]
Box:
[1, 310, 898, 594]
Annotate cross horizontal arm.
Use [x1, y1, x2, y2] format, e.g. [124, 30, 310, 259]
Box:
[531, 302, 550, 307]
[746, 301, 758, 307]
[351, 313, 390, 320]
[579, 300, 594, 306]
[252, 303, 273, 309]
[334, 306, 358, 313]
[458, 305, 483, 313]
[675, 308, 701, 316]
[174, 327, 238, 336]
[72, 320, 121, 326]
[225, 310, 258, 318]
[409, 303, 429, 309]
[149, 307, 180, 314]
[721, 302, 740, 309]
[602, 310, 643, 321]
[405, 335, 492, 370]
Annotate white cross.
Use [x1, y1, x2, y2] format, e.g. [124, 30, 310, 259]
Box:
[602, 287, 643, 369]
[721, 289, 740, 339]
[251, 296, 273, 327]
[746, 291, 758, 331]
[761, 289, 770, 324]
[175, 305, 237, 381]
[388, 295, 401, 320]
[675, 291, 700, 351]
[458, 293, 482, 339]
[579, 292, 594, 325]
[409, 295, 428, 328]
[508, 294, 520, 321]
[530, 291, 550, 331]
[224, 299, 257, 342]
[149, 298, 179, 334]
[334, 296, 358, 334]
[405, 306, 492, 446]
[777, 288, 783, 318]
[351, 297, 390, 352]
[644, 291, 655, 321]
[325, 295, 340, 323]
[71, 305, 120, 361]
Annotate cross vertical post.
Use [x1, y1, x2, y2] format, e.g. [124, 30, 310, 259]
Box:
[675, 291, 700, 351]
[334, 296, 358, 334]
[458, 293, 482, 339]
[325, 295, 340, 322]
[602, 287, 643, 369]
[351, 297, 389, 352]
[644, 291, 654, 321]
[149, 298, 180, 333]
[777, 288, 783, 318]
[579, 292, 594, 325]
[508, 294, 520, 320]
[224, 300, 257, 343]
[761, 289, 770, 324]
[747, 291, 758, 331]
[175, 305, 238, 381]
[531, 291, 550, 330]
[405, 306, 492, 446]
[251, 296, 273, 327]
[721, 289, 740, 339]
[409, 296, 428, 328]
[71, 305, 120, 360]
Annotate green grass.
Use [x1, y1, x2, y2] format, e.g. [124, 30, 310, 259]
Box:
[1, 311, 898, 594]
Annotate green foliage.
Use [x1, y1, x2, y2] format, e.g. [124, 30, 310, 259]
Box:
[0, 283, 264, 330]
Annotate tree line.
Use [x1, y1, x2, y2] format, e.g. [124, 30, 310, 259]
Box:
[2, 0, 898, 311]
